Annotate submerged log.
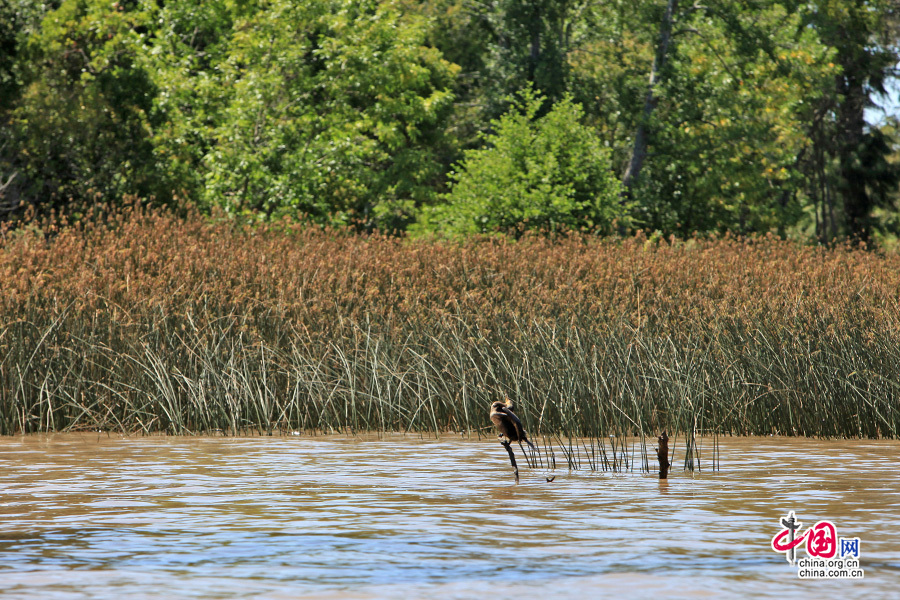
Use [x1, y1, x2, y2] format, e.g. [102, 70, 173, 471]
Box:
[656, 430, 670, 479]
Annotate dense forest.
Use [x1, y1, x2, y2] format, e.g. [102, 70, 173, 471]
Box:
[1, 0, 899, 242]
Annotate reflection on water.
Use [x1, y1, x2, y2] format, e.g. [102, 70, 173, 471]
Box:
[0, 434, 897, 599]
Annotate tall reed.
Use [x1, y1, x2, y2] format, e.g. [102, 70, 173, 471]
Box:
[2, 203, 898, 455]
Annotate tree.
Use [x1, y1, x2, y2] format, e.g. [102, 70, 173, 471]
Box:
[422, 88, 625, 235]
[6, 0, 168, 208]
[0, 1, 56, 113]
[139, 0, 254, 203]
[2, 0, 458, 228]
[622, 0, 678, 195]
[482, 0, 572, 106]
[196, 0, 457, 230]
[630, 1, 838, 234]
[803, 0, 900, 241]
[0, 1, 58, 216]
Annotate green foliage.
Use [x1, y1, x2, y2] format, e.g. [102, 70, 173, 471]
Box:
[194, 0, 457, 230]
[7, 0, 168, 205]
[0, 1, 56, 215]
[0, 0, 53, 112]
[803, 0, 900, 240]
[423, 88, 625, 235]
[139, 0, 247, 201]
[396, 0, 494, 160]
[636, 2, 838, 234]
[564, 1, 657, 170]
[3, 0, 457, 229]
[0, 0, 897, 239]
[481, 0, 572, 108]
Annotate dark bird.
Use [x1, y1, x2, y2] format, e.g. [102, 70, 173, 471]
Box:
[490, 400, 536, 454]
[490, 400, 538, 483]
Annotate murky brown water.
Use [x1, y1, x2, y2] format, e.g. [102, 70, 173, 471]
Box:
[0, 434, 897, 599]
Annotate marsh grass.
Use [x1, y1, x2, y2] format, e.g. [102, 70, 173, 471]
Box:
[2, 203, 899, 471]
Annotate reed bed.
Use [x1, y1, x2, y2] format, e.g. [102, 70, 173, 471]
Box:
[2, 204, 899, 467]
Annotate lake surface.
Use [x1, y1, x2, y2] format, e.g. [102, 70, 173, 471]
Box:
[0, 434, 897, 599]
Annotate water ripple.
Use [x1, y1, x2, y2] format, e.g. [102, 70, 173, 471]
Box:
[0, 434, 897, 599]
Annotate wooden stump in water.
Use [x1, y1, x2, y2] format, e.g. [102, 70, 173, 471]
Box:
[656, 431, 670, 479]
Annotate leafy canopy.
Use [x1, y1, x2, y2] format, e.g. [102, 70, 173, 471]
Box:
[423, 87, 626, 235]
[197, 0, 458, 230]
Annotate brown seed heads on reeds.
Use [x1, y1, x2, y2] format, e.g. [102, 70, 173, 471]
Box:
[1, 204, 899, 458]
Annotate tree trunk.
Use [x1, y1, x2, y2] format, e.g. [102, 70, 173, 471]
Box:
[622, 0, 679, 194]
[837, 65, 871, 240]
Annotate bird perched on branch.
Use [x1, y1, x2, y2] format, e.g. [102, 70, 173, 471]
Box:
[490, 399, 536, 454]
[490, 399, 538, 483]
